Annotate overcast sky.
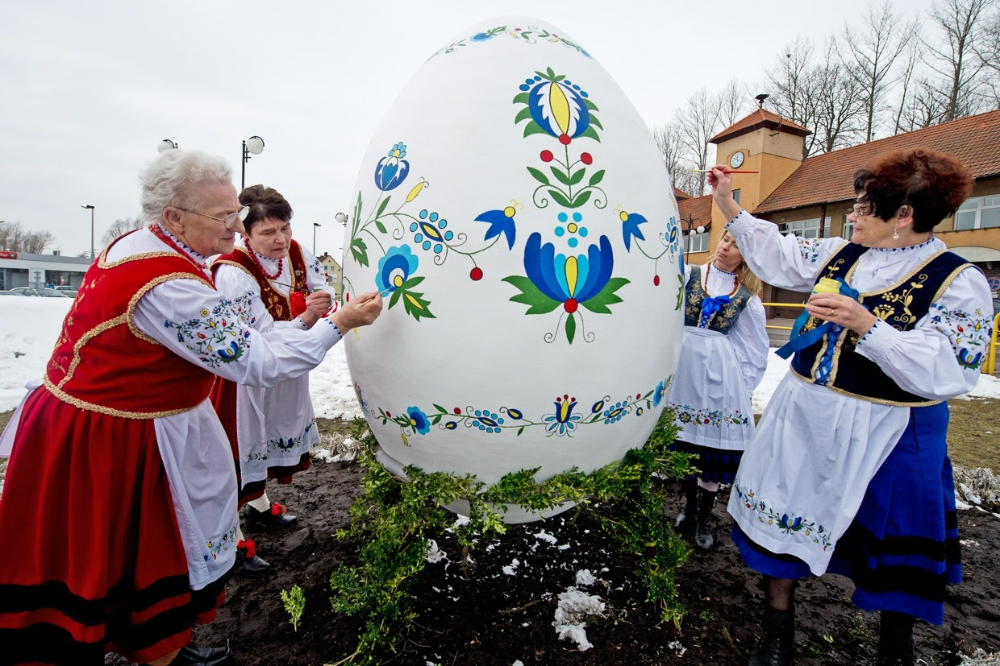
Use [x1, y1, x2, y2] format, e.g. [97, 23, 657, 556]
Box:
[1, 0, 932, 258]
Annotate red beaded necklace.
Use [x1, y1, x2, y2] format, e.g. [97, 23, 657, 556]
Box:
[149, 224, 207, 270]
[245, 242, 284, 280]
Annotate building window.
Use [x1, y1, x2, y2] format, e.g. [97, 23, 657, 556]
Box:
[954, 195, 1000, 230]
[779, 217, 830, 239]
[842, 213, 855, 240]
[687, 233, 709, 253]
[733, 189, 741, 204]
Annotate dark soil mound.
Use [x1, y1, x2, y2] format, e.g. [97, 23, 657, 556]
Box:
[112, 455, 1000, 666]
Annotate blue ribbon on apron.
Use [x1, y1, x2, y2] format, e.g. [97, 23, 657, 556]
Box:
[698, 295, 731, 328]
[775, 278, 861, 361]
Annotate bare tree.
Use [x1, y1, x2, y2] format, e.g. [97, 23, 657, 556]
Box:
[971, 2, 1000, 107]
[765, 37, 864, 157]
[653, 123, 701, 196]
[922, 0, 995, 122]
[840, 0, 918, 141]
[716, 79, 753, 128]
[893, 39, 924, 133]
[674, 88, 722, 194]
[0, 222, 55, 254]
[101, 215, 146, 246]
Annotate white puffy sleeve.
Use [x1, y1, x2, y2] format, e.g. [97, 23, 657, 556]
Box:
[132, 277, 342, 389]
[855, 267, 994, 400]
[725, 210, 847, 291]
[730, 295, 770, 393]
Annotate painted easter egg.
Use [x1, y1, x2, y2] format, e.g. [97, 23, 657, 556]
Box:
[342, 17, 685, 522]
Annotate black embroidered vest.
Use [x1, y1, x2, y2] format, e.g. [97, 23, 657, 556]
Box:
[790, 242, 973, 405]
[683, 265, 752, 334]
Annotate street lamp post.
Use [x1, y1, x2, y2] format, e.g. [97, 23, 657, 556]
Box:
[241, 136, 265, 191]
[81, 205, 95, 260]
[313, 223, 321, 255]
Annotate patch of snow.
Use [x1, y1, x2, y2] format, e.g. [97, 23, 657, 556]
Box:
[534, 530, 558, 544]
[425, 539, 448, 564]
[553, 588, 605, 652]
[575, 569, 596, 586]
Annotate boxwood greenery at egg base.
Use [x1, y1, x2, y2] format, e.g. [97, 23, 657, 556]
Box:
[329, 409, 695, 665]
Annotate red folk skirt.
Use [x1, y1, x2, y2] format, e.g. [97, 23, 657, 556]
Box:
[0, 387, 226, 664]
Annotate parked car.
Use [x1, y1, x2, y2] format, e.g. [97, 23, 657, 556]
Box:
[6, 287, 70, 297]
[993, 296, 1000, 318]
[0, 290, 28, 296]
[53, 285, 78, 297]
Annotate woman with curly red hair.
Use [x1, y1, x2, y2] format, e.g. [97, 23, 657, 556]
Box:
[709, 148, 993, 666]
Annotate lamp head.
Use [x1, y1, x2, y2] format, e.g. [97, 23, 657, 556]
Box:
[245, 136, 265, 155]
[157, 139, 178, 153]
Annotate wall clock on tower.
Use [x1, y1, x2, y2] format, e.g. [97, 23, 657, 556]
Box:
[730, 150, 745, 169]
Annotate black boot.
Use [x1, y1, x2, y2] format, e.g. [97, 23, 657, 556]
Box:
[693, 485, 718, 550]
[748, 606, 795, 666]
[875, 612, 915, 666]
[675, 478, 698, 535]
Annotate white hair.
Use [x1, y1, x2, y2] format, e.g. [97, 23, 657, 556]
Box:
[139, 149, 234, 223]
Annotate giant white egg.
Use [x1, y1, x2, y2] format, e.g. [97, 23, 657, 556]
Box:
[342, 17, 685, 521]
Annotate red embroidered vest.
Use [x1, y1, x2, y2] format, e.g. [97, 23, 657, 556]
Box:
[211, 240, 308, 321]
[45, 236, 218, 418]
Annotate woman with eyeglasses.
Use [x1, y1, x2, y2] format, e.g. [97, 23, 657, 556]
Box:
[209, 185, 336, 575]
[668, 230, 768, 551]
[708, 147, 993, 666]
[0, 149, 382, 666]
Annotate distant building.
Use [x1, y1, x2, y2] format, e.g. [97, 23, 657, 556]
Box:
[317, 252, 343, 301]
[0, 251, 91, 291]
[677, 108, 1000, 316]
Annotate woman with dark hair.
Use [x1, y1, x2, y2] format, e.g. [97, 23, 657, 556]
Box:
[210, 185, 341, 573]
[668, 229, 768, 550]
[0, 150, 382, 666]
[709, 147, 993, 666]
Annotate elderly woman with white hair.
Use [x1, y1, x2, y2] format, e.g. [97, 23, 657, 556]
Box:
[0, 149, 382, 666]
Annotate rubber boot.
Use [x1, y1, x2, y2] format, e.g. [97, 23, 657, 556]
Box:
[875, 615, 915, 666]
[675, 478, 697, 535]
[748, 605, 795, 666]
[693, 486, 718, 550]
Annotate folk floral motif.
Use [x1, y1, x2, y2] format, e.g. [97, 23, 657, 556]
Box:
[733, 485, 834, 551]
[619, 207, 681, 291]
[928, 301, 991, 371]
[376, 245, 434, 320]
[164, 294, 255, 368]
[503, 232, 627, 344]
[669, 403, 750, 427]
[345, 142, 514, 310]
[366, 377, 671, 443]
[206, 527, 238, 561]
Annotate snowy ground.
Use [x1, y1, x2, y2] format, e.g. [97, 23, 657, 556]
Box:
[2, 297, 999, 415]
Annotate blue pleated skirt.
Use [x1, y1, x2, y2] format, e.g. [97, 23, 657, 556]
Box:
[732, 401, 961, 625]
[670, 440, 744, 484]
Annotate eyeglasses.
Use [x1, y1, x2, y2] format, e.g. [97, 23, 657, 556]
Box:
[174, 205, 249, 229]
[852, 202, 874, 216]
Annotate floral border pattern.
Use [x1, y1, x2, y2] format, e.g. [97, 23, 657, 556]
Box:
[669, 403, 750, 428]
[733, 484, 834, 551]
[429, 25, 592, 60]
[366, 377, 671, 445]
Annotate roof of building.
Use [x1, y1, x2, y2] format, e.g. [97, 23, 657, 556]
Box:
[678, 194, 713, 231]
[674, 187, 691, 201]
[754, 109, 1000, 214]
[709, 108, 811, 143]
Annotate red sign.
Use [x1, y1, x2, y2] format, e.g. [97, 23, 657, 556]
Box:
[0, 250, 18, 259]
